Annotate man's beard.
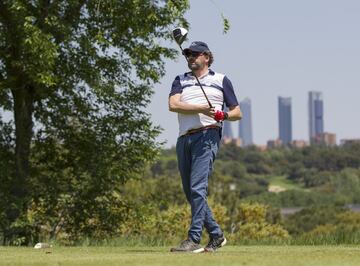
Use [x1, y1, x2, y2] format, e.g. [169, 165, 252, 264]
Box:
[188, 61, 204, 71]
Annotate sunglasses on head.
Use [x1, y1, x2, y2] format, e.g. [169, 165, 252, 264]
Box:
[183, 51, 203, 57]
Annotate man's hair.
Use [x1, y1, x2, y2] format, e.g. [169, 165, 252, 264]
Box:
[203, 51, 214, 67]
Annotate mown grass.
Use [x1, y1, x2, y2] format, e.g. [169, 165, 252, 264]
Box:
[74, 233, 360, 247]
[268, 175, 308, 191]
[1, 246, 360, 266]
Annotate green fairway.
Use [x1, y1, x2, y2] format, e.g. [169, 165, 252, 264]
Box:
[1, 246, 360, 266]
[268, 175, 308, 192]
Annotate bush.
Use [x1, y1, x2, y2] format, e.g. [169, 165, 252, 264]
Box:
[119, 200, 228, 245]
[283, 205, 346, 236]
[301, 216, 360, 245]
[283, 206, 360, 244]
[228, 203, 289, 243]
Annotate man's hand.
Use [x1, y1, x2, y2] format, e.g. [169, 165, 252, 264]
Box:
[200, 106, 216, 117]
[201, 107, 228, 122]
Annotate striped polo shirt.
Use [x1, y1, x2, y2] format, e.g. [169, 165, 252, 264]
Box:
[169, 69, 239, 136]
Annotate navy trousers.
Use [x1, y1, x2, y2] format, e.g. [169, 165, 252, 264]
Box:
[176, 127, 223, 243]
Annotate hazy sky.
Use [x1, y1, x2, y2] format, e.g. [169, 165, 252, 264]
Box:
[149, 0, 360, 148]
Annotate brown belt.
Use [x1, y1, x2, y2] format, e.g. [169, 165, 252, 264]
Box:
[185, 125, 220, 136]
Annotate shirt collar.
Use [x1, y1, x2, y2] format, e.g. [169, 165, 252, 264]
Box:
[184, 69, 215, 77]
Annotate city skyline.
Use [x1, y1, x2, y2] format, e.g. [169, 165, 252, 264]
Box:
[230, 91, 334, 146]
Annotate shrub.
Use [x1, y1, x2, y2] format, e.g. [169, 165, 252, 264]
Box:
[119, 201, 229, 244]
[228, 203, 289, 243]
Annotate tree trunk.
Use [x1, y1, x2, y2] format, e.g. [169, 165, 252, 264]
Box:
[7, 86, 34, 223]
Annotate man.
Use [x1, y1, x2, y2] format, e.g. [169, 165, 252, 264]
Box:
[168, 41, 242, 253]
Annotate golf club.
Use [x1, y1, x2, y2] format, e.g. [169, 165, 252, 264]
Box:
[172, 27, 213, 108]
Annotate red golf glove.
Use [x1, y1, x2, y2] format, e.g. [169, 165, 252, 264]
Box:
[214, 110, 228, 122]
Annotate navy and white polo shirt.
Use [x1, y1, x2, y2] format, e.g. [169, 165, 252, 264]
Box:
[169, 69, 239, 136]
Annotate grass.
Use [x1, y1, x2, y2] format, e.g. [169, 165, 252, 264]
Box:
[1, 246, 360, 266]
[268, 175, 308, 192]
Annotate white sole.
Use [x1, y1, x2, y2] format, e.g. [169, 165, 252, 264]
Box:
[202, 237, 227, 253]
[192, 247, 205, 253]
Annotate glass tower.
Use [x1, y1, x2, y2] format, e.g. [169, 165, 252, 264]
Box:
[239, 98, 253, 146]
[308, 91, 324, 142]
[278, 96, 292, 145]
[222, 117, 233, 139]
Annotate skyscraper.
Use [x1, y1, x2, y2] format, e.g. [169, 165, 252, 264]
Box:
[308, 91, 324, 142]
[239, 98, 253, 146]
[278, 96, 292, 145]
[222, 118, 233, 139]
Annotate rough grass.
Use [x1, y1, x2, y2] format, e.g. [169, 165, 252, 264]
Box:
[1, 246, 360, 266]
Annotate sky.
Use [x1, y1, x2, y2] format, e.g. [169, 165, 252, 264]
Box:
[148, 0, 360, 148]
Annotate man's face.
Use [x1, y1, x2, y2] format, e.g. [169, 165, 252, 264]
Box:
[185, 51, 209, 71]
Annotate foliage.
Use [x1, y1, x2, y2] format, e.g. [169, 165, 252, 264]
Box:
[208, 0, 231, 34]
[0, 118, 14, 244]
[118, 201, 228, 245]
[153, 143, 360, 207]
[283, 206, 347, 236]
[141, 143, 360, 244]
[229, 203, 289, 242]
[120, 177, 186, 210]
[243, 190, 346, 208]
[221, 14, 230, 34]
[0, 0, 190, 244]
[285, 206, 360, 244]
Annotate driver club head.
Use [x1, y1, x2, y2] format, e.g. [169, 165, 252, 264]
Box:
[172, 27, 188, 46]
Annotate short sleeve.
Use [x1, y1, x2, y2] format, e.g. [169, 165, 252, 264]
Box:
[169, 76, 182, 96]
[222, 76, 239, 107]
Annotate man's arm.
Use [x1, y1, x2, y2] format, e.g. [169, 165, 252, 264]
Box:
[168, 93, 214, 116]
[226, 105, 242, 121]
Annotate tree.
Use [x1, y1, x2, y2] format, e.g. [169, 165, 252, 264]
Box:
[0, 118, 15, 244]
[0, 0, 189, 243]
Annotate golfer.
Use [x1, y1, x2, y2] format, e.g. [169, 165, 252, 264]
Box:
[168, 41, 242, 252]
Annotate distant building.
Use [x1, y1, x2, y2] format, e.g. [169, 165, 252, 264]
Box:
[316, 132, 336, 146]
[278, 96, 292, 145]
[267, 139, 282, 148]
[291, 140, 309, 148]
[239, 98, 253, 146]
[309, 91, 324, 143]
[340, 139, 360, 146]
[222, 137, 242, 147]
[313, 132, 337, 146]
[233, 138, 242, 147]
[255, 145, 267, 152]
[222, 120, 233, 139]
[221, 106, 235, 146]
